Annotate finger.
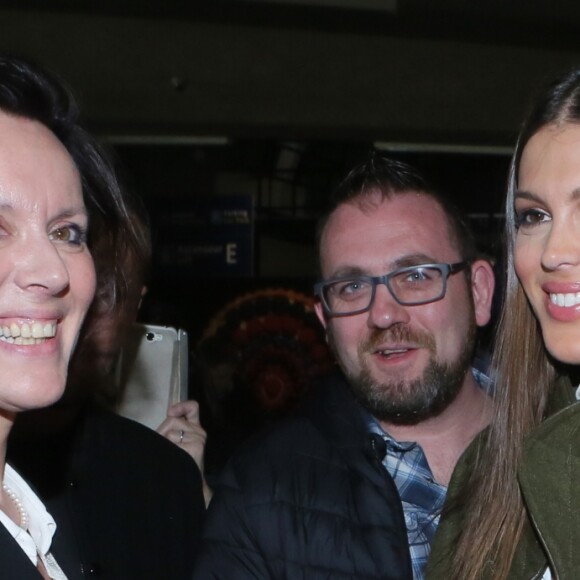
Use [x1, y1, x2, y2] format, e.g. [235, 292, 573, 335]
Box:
[156, 415, 188, 435]
[156, 415, 187, 435]
[167, 400, 200, 421]
[158, 406, 199, 430]
[169, 428, 207, 458]
[158, 417, 207, 443]
[165, 428, 186, 445]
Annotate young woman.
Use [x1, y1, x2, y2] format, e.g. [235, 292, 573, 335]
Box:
[427, 70, 580, 579]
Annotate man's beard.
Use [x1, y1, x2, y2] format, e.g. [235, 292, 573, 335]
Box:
[329, 320, 477, 425]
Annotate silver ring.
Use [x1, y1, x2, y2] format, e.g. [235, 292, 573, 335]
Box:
[179, 430, 184, 444]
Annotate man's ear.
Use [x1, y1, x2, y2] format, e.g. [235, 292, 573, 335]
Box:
[314, 300, 328, 330]
[469, 259, 496, 327]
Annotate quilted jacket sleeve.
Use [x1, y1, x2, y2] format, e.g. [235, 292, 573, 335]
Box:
[193, 385, 413, 580]
[192, 460, 272, 579]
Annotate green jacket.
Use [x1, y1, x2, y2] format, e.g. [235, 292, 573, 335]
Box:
[427, 378, 580, 580]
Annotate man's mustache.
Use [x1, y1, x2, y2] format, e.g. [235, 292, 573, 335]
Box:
[360, 324, 436, 353]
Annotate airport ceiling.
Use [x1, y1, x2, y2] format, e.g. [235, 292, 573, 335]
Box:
[0, 0, 579, 231]
[1, 0, 579, 145]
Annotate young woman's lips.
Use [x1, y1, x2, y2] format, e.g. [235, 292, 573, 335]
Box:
[542, 283, 580, 322]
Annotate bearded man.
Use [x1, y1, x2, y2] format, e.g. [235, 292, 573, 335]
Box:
[194, 156, 495, 580]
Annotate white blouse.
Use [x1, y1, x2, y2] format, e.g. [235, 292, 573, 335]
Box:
[0, 464, 67, 579]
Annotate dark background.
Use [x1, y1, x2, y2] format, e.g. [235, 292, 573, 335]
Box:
[117, 142, 510, 342]
[4, 0, 578, 466]
[3, 0, 570, 346]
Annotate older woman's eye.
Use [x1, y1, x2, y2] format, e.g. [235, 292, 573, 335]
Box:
[49, 224, 87, 246]
[515, 208, 550, 229]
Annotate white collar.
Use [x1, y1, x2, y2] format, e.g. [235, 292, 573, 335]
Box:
[0, 463, 57, 565]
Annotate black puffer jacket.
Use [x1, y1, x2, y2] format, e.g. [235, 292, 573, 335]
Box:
[194, 374, 412, 579]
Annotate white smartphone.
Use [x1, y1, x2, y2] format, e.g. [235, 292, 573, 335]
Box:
[114, 323, 189, 430]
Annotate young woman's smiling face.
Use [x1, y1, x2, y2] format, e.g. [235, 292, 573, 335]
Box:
[0, 111, 96, 413]
[515, 122, 580, 364]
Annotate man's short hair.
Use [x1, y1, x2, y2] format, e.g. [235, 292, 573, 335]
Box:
[316, 154, 477, 267]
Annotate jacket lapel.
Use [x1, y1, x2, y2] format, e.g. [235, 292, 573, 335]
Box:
[0, 524, 44, 579]
[518, 400, 580, 576]
[303, 374, 398, 491]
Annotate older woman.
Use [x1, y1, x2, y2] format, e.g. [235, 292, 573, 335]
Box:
[0, 56, 204, 579]
[427, 69, 580, 579]
[0, 63, 95, 580]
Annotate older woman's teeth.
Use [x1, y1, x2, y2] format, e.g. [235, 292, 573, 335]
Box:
[0, 322, 56, 344]
[550, 293, 580, 307]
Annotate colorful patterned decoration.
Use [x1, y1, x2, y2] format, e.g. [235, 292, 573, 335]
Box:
[198, 288, 334, 424]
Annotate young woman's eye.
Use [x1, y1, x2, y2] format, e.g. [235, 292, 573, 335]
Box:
[515, 208, 550, 229]
[49, 224, 87, 246]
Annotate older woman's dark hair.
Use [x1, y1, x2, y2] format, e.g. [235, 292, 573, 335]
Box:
[0, 55, 145, 314]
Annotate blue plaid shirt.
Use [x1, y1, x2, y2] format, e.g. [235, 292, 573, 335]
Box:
[365, 367, 492, 580]
[367, 415, 445, 580]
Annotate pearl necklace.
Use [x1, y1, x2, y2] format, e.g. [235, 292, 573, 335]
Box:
[2, 483, 28, 530]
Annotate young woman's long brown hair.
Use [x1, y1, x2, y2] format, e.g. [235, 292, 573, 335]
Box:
[447, 69, 580, 579]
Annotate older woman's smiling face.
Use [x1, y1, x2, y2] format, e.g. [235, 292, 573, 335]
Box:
[0, 111, 95, 413]
[515, 123, 580, 364]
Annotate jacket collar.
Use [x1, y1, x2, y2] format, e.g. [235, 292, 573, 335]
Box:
[517, 389, 580, 578]
[301, 372, 394, 490]
[0, 523, 45, 579]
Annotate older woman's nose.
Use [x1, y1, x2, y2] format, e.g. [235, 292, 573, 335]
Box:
[13, 238, 70, 296]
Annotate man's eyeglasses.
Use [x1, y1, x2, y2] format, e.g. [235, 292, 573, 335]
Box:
[314, 262, 469, 317]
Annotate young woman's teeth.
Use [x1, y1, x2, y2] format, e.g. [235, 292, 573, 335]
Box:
[550, 293, 580, 307]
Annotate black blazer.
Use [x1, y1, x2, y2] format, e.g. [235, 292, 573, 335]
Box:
[0, 523, 49, 579]
[7, 406, 205, 579]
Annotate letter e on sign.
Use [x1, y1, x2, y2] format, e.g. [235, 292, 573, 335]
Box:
[226, 243, 238, 264]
